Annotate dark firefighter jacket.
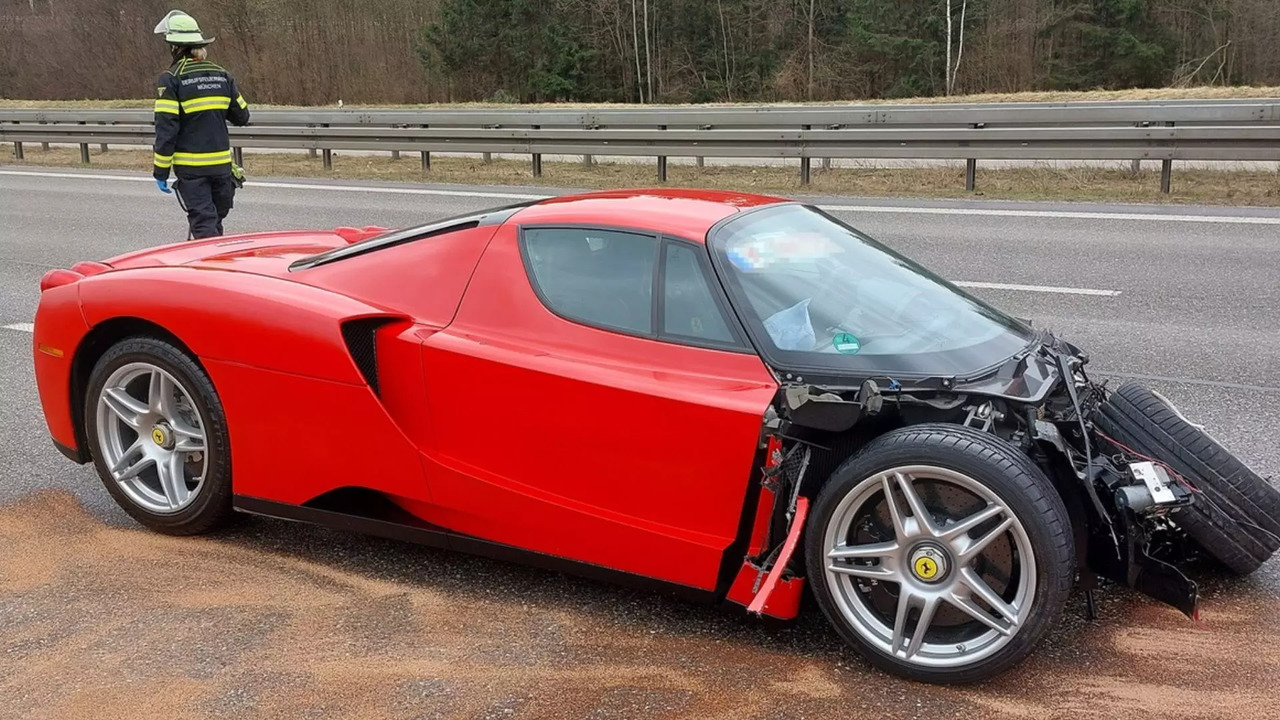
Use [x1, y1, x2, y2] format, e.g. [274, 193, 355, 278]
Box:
[153, 57, 250, 181]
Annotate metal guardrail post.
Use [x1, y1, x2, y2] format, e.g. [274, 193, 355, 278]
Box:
[421, 124, 431, 171]
[232, 147, 244, 166]
[483, 152, 492, 163]
[532, 124, 542, 177]
[308, 124, 317, 158]
[11, 121, 21, 159]
[965, 122, 981, 191]
[41, 142, 49, 151]
[1128, 121, 1149, 176]
[78, 120, 89, 164]
[800, 124, 811, 185]
[321, 123, 332, 169]
[583, 154, 593, 166]
[657, 125, 668, 182]
[1161, 121, 1174, 193]
[391, 150, 400, 160]
[695, 122, 711, 169]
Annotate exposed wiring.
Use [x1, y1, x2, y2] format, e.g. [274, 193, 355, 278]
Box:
[1218, 510, 1280, 546]
[1095, 430, 1280, 546]
[1093, 428, 1202, 495]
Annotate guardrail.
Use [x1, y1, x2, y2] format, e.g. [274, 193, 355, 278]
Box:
[4, 99, 1279, 192]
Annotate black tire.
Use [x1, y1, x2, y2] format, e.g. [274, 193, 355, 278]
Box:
[804, 424, 1074, 684]
[1094, 382, 1280, 575]
[84, 336, 233, 535]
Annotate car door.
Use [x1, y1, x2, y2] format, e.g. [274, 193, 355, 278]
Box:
[416, 222, 779, 592]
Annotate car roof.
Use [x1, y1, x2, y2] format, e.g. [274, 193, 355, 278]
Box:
[507, 188, 788, 242]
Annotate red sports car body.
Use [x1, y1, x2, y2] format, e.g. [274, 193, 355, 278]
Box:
[34, 189, 804, 616]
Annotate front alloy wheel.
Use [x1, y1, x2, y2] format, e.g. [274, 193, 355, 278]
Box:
[822, 465, 1035, 667]
[806, 425, 1074, 684]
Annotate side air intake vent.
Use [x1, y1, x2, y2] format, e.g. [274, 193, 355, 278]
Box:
[341, 318, 388, 395]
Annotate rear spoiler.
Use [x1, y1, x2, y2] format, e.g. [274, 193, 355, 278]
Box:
[39, 261, 112, 292]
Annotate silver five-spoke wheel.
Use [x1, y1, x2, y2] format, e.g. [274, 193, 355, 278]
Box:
[821, 465, 1035, 668]
[96, 362, 208, 514]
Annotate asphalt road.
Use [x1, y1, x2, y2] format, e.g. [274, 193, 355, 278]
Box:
[1, 167, 1278, 719]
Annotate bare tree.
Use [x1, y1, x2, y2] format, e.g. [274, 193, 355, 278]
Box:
[717, 0, 734, 101]
[643, 0, 653, 102]
[946, 0, 968, 95]
[807, 0, 815, 100]
[631, 0, 644, 102]
[947, 0, 952, 94]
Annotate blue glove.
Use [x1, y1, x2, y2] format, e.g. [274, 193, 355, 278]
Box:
[155, 178, 172, 194]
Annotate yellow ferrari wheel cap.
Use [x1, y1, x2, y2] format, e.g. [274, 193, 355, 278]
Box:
[152, 427, 168, 446]
[909, 546, 948, 583]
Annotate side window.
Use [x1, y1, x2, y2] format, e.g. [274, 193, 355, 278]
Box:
[522, 227, 658, 335]
[661, 242, 738, 346]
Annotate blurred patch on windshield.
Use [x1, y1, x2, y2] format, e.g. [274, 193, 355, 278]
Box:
[726, 231, 840, 271]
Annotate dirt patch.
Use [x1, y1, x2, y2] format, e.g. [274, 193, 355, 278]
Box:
[1, 490, 1278, 719]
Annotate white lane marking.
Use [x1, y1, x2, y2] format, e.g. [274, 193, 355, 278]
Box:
[0, 170, 156, 184]
[1096, 370, 1280, 394]
[2, 323, 34, 333]
[819, 204, 1280, 225]
[5, 169, 1280, 225]
[0, 170, 546, 201]
[248, 181, 545, 200]
[953, 281, 1121, 297]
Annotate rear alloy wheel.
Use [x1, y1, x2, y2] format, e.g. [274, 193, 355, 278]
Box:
[85, 336, 233, 535]
[806, 424, 1074, 684]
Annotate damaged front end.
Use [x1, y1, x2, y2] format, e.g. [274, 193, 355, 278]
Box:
[732, 330, 1202, 621]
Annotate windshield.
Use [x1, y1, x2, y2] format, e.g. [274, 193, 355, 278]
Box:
[708, 204, 1034, 379]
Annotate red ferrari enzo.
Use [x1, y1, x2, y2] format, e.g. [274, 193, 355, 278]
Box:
[32, 189, 1279, 683]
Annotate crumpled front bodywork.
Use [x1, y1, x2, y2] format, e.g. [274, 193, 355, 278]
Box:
[735, 330, 1202, 621]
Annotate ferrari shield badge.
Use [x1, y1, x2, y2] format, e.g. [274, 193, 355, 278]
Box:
[833, 332, 861, 354]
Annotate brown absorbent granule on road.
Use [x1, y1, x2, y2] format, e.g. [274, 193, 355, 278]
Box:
[1, 490, 1277, 720]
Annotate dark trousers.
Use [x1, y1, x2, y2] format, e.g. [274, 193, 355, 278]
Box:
[173, 174, 236, 239]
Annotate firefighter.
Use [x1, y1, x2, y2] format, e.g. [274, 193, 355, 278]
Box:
[151, 10, 250, 239]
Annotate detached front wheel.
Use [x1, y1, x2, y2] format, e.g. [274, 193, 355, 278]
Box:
[805, 424, 1074, 684]
[1094, 382, 1280, 575]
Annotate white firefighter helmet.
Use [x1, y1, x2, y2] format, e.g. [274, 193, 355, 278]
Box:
[154, 10, 215, 46]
